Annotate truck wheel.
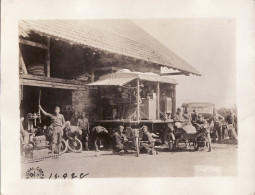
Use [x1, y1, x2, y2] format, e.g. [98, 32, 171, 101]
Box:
[59, 139, 68, 154]
[67, 138, 82, 153]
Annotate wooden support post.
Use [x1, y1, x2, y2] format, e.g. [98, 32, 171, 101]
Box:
[137, 78, 140, 121]
[172, 85, 176, 119]
[46, 37, 50, 77]
[157, 82, 160, 119]
[98, 87, 103, 120]
[19, 48, 27, 74]
[19, 84, 23, 103]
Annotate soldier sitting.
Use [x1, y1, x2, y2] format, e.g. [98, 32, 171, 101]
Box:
[174, 107, 189, 128]
[194, 115, 207, 131]
[139, 125, 157, 155]
[112, 126, 129, 154]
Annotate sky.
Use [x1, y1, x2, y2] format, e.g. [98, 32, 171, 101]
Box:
[134, 19, 236, 109]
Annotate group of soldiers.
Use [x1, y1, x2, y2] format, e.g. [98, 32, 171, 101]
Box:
[37, 105, 157, 155]
[169, 107, 238, 143]
[211, 109, 238, 142]
[21, 104, 237, 155]
[112, 125, 157, 155]
[37, 105, 109, 153]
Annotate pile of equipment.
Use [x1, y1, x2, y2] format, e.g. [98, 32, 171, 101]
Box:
[24, 135, 50, 159]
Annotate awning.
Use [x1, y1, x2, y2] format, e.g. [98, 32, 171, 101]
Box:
[137, 74, 177, 84]
[98, 72, 178, 85]
[87, 77, 136, 86]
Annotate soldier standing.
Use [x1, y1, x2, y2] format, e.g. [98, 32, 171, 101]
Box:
[212, 110, 224, 143]
[225, 109, 238, 140]
[78, 111, 90, 150]
[39, 105, 65, 154]
[191, 110, 198, 125]
[70, 110, 79, 126]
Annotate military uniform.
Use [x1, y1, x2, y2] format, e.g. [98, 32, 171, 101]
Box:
[140, 131, 155, 154]
[183, 113, 191, 124]
[65, 126, 81, 139]
[39, 105, 65, 154]
[91, 126, 108, 151]
[194, 117, 207, 131]
[174, 112, 190, 129]
[225, 113, 238, 140]
[78, 117, 89, 150]
[112, 131, 127, 152]
[191, 112, 198, 123]
[70, 115, 79, 126]
[20, 118, 29, 145]
[48, 114, 65, 145]
[212, 114, 224, 142]
[174, 113, 184, 122]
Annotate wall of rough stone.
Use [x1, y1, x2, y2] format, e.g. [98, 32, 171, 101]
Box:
[72, 86, 99, 122]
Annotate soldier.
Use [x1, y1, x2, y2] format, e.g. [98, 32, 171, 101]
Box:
[91, 125, 108, 152]
[70, 110, 79, 126]
[20, 116, 29, 146]
[191, 110, 198, 125]
[194, 114, 207, 131]
[174, 107, 189, 128]
[39, 105, 65, 154]
[77, 111, 90, 150]
[183, 108, 192, 124]
[65, 124, 82, 141]
[112, 126, 128, 154]
[140, 125, 157, 155]
[225, 109, 238, 140]
[174, 108, 185, 121]
[163, 123, 176, 150]
[212, 110, 224, 143]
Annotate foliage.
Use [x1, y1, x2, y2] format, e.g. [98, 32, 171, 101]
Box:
[217, 104, 237, 118]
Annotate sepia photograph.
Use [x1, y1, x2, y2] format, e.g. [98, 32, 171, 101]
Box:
[18, 19, 238, 178]
[2, 0, 255, 194]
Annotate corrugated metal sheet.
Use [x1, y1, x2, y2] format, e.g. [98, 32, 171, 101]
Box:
[19, 20, 200, 75]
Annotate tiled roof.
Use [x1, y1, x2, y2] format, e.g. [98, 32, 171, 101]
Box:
[19, 20, 200, 75]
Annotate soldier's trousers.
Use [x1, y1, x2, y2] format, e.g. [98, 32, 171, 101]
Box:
[227, 124, 238, 140]
[140, 142, 154, 154]
[213, 123, 222, 142]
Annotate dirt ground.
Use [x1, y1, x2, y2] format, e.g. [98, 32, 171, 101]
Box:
[21, 143, 237, 178]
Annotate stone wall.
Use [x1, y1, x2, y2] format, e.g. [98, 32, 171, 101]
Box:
[72, 86, 99, 122]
